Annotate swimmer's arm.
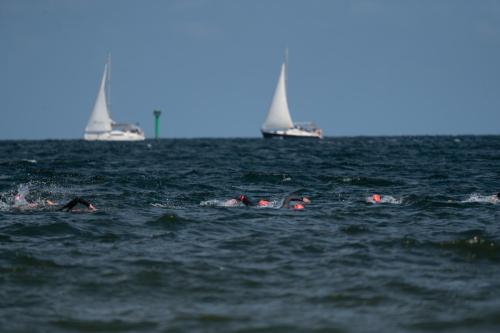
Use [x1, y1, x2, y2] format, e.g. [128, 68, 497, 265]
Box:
[281, 196, 301, 208]
[58, 198, 79, 211]
[76, 198, 96, 211]
[241, 197, 254, 206]
[236, 196, 254, 206]
[58, 197, 95, 211]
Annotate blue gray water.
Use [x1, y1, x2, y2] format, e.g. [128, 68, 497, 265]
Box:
[1, 137, 500, 333]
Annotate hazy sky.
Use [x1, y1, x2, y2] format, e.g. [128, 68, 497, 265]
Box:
[1, 0, 500, 139]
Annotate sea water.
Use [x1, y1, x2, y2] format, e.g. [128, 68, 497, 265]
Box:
[1, 137, 500, 332]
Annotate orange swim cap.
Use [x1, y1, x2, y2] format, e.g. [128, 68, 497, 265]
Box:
[372, 194, 381, 203]
[292, 203, 304, 210]
[258, 199, 269, 207]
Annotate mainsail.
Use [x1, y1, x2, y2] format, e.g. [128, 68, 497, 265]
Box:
[261, 62, 294, 130]
[85, 64, 113, 133]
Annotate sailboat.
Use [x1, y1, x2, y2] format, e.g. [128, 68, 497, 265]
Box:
[84, 57, 145, 141]
[261, 52, 323, 139]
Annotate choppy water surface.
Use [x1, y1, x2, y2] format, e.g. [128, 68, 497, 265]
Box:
[1, 137, 500, 333]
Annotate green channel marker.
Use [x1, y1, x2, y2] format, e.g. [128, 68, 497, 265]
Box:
[153, 110, 161, 139]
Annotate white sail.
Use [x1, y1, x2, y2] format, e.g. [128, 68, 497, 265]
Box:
[262, 62, 294, 130]
[85, 64, 113, 133]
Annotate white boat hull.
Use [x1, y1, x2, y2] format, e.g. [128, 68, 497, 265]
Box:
[84, 130, 145, 141]
[261, 127, 323, 139]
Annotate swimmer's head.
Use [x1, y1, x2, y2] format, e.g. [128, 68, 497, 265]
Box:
[372, 194, 381, 203]
[292, 203, 304, 210]
[238, 195, 246, 201]
[257, 199, 269, 207]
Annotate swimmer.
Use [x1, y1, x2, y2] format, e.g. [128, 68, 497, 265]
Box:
[12, 194, 95, 212]
[235, 195, 272, 207]
[236, 194, 310, 210]
[233, 195, 270, 207]
[281, 195, 311, 210]
[367, 194, 402, 204]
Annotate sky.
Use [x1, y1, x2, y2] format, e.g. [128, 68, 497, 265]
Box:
[1, 0, 500, 139]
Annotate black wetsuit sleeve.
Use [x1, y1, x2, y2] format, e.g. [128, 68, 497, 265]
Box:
[236, 196, 254, 206]
[281, 196, 302, 208]
[59, 197, 91, 211]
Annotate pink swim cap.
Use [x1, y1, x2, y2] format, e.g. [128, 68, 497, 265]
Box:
[258, 200, 269, 207]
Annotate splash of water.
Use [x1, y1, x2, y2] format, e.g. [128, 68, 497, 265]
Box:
[366, 195, 402, 204]
[462, 193, 499, 204]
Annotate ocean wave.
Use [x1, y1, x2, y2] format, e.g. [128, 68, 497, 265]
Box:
[149, 212, 192, 224]
[349, 176, 403, 187]
[0, 159, 37, 166]
[1, 250, 66, 271]
[3, 221, 85, 237]
[51, 319, 157, 331]
[435, 235, 500, 259]
[398, 235, 500, 260]
[242, 172, 292, 184]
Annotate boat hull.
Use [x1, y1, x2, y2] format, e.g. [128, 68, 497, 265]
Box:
[261, 128, 322, 139]
[84, 131, 145, 141]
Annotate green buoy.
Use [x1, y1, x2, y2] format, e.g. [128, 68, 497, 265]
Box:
[153, 110, 161, 139]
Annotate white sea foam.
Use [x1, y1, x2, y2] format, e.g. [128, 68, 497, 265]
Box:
[200, 199, 243, 207]
[150, 202, 181, 208]
[256, 200, 281, 209]
[462, 193, 499, 204]
[366, 195, 402, 204]
[200, 198, 283, 209]
[0, 182, 67, 211]
[0, 200, 9, 211]
[151, 203, 169, 208]
[342, 177, 360, 183]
